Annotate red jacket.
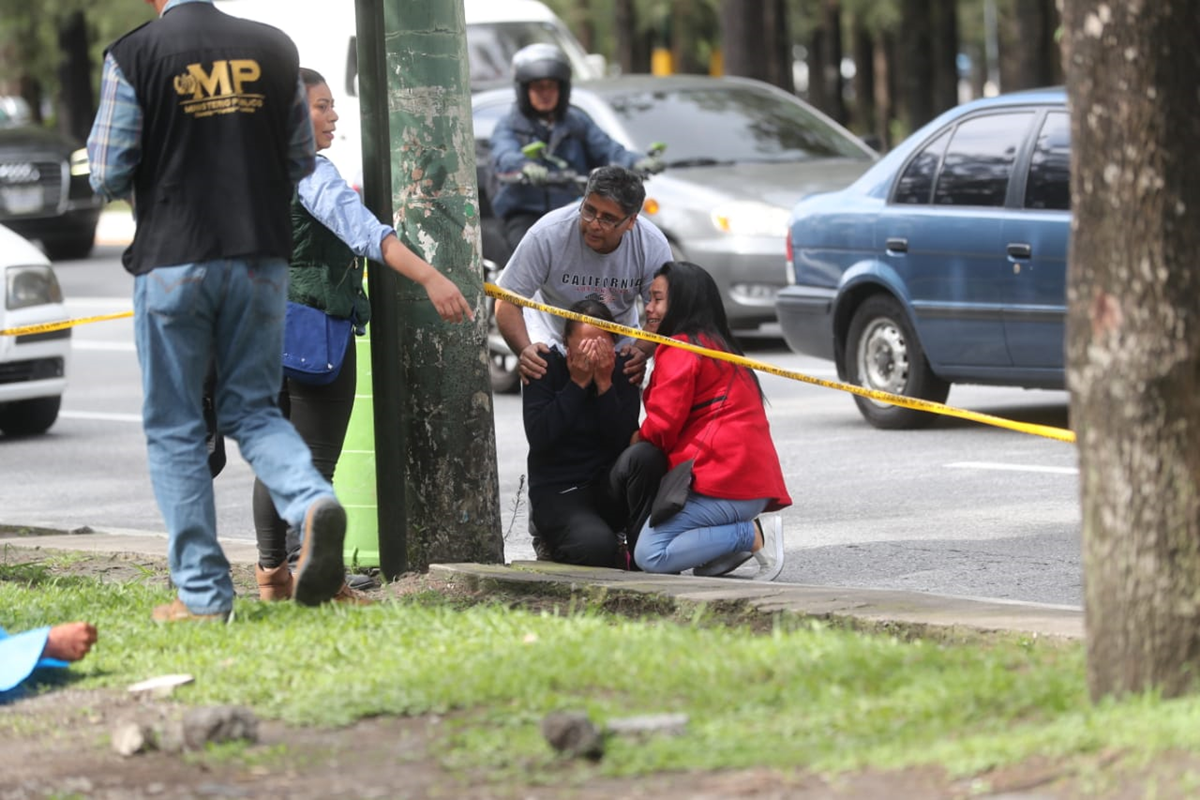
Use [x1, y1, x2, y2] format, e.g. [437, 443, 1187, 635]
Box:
[639, 335, 792, 511]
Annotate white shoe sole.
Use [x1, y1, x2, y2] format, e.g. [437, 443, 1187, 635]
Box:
[751, 516, 784, 582]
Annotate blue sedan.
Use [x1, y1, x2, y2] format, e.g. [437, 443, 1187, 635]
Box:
[775, 87, 1070, 428]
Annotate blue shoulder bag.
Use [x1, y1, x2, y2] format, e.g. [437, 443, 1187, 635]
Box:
[281, 301, 353, 386]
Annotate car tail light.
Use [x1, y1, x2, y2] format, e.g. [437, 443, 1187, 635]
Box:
[785, 233, 795, 285]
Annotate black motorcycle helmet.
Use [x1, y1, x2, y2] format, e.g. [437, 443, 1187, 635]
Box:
[512, 43, 571, 119]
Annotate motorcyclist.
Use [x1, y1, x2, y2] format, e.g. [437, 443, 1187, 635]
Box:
[489, 43, 664, 252]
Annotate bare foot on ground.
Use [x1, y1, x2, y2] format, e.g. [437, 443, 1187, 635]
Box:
[43, 622, 98, 662]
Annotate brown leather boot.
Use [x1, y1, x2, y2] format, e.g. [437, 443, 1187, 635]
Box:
[256, 563, 294, 601]
[331, 582, 373, 605]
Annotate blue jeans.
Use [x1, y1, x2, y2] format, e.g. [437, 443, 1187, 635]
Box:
[134, 260, 334, 614]
[634, 493, 768, 574]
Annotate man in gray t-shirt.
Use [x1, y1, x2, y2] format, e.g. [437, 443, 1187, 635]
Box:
[495, 166, 673, 384]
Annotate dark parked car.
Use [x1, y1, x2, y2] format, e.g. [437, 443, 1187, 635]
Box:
[776, 87, 1070, 429]
[0, 105, 102, 260]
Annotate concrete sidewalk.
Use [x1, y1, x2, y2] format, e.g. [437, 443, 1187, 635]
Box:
[0, 528, 1083, 640]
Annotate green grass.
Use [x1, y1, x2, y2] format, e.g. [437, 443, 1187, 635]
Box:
[5, 562, 1200, 783]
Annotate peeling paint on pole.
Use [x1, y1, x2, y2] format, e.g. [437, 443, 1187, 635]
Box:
[375, 0, 503, 570]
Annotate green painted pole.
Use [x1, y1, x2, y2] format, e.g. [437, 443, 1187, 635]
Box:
[356, 0, 504, 575]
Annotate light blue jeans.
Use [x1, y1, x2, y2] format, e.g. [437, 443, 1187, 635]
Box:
[634, 493, 768, 574]
[134, 259, 334, 614]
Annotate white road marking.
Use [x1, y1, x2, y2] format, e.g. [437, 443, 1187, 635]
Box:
[61, 411, 142, 423]
[73, 341, 137, 352]
[947, 461, 1078, 475]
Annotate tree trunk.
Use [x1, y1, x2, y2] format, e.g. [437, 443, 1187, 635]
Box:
[765, 0, 794, 92]
[18, 74, 43, 124]
[671, 0, 710, 74]
[365, 0, 504, 574]
[571, 0, 595, 54]
[1005, 0, 1062, 90]
[721, 0, 787, 87]
[806, 23, 827, 108]
[850, 16, 875, 138]
[818, 0, 845, 123]
[930, 0, 959, 114]
[57, 11, 94, 143]
[1063, 0, 1200, 700]
[615, 0, 637, 73]
[898, 0, 933, 133]
[873, 30, 896, 150]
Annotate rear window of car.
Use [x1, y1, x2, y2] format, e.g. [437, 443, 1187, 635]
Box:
[894, 130, 949, 204]
[934, 112, 1033, 207]
[1025, 111, 1070, 211]
[603, 85, 870, 165]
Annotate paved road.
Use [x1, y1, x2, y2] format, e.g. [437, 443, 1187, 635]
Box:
[3, 241, 1083, 607]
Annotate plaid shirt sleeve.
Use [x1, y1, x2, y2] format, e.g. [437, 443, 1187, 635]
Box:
[86, 53, 142, 202]
[287, 77, 316, 184]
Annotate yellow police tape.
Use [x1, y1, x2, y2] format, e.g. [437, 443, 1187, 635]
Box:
[0, 284, 1076, 444]
[0, 310, 133, 337]
[485, 282, 1076, 444]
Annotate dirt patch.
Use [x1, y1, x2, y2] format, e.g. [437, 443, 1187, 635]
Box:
[0, 550, 1193, 799]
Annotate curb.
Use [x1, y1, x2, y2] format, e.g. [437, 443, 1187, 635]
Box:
[430, 561, 1084, 641]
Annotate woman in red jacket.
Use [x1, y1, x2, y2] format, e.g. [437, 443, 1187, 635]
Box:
[632, 261, 790, 580]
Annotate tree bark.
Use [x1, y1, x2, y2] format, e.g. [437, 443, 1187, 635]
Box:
[930, 0, 959, 114]
[1063, 0, 1200, 700]
[818, 0, 845, 123]
[806, 22, 827, 109]
[721, 0, 790, 89]
[615, 0, 637, 73]
[1005, 0, 1062, 90]
[57, 11, 94, 143]
[898, 0, 933, 133]
[671, 0, 712, 74]
[571, 0, 595, 54]
[765, 0, 794, 92]
[873, 30, 896, 150]
[614, 0, 651, 74]
[720, 0, 759, 81]
[850, 16, 875, 138]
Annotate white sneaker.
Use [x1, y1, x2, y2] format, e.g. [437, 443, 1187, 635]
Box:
[750, 516, 784, 582]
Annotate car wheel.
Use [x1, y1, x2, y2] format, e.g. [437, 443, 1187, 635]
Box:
[0, 395, 62, 436]
[43, 230, 96, 261]
[844, 295, 949, 429]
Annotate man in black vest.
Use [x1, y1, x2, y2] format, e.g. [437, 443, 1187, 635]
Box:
[88, 0, 347, 622]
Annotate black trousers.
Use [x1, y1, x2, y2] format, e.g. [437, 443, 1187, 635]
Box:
[251, 333, 357, 567]
[530, 442, 667, 569]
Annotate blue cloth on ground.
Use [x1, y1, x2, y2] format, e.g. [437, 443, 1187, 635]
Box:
[0, 626, 67, 700]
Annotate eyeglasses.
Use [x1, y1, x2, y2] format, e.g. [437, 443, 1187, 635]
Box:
[579, 203, 630, 231]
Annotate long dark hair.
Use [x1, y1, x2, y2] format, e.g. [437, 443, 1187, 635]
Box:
[654, 261, 764, 400]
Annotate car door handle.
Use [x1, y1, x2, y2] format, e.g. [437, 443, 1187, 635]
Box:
[1007, 243, 1032, 259]
[886, 237, 908, 253]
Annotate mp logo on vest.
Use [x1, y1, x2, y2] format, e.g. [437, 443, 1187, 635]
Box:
[174, 60, 265, 118]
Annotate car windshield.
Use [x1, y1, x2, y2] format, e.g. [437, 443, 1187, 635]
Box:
[602, 84, 869, 165]
[466, 22, 596, 85]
